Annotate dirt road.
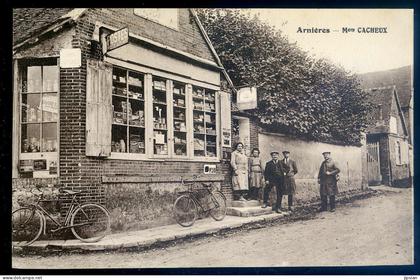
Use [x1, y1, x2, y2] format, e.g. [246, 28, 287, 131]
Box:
[13, 187, 413, 268]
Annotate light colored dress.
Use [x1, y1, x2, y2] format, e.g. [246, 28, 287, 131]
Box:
[230, 150, 249, 191]
[248, 156, 264, 189]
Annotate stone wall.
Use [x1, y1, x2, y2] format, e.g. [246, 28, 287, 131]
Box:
[258, 132, 366, 204]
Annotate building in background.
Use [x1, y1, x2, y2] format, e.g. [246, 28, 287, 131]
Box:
[364, 86, 411, 187]
[358, 66, 413, 178]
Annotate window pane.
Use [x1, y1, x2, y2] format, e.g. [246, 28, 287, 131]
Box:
[27, 66, 42, 93]
[113, 96, 128, 125]
[129, 127, 145, 154]
[153, 77, 168, 155]
[21, 124, 41, 153]
[112, 125, 128, 153]
[42, 66, 59, 92]
[21, 94, 42, 123]
[42, 123, 57, 152]
[42, 93, 58, 122]
[173, 82, 187, 156]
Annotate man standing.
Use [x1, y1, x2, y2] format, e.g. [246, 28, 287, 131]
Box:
[318, 151, 340, 212]
[280, 151, 298, 211]
[262, 151, 285, 213]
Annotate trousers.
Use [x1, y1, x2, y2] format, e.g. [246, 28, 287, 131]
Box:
[263, 183, 281, 210]
[279, 195, 293, 208]
[321, 195, 335, 210]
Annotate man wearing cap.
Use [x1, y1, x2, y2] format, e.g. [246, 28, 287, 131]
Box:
[280, 151, 298, 211]
[318, 151, 340, 212]
[262, 151, 285, 213]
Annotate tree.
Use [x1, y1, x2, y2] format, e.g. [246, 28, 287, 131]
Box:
[197, 9, 372, 146]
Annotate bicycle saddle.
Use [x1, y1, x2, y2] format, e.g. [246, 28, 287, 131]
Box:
[61, 189, 82, 195]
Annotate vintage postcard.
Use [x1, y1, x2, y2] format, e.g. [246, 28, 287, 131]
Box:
[10, 8, 413, 270]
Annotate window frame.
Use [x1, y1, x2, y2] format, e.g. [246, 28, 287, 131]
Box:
[106, 60, 221, 162]
[15, 58, 60, 178]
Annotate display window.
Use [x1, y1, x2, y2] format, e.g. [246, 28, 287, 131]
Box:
[18, 59, 59, 177]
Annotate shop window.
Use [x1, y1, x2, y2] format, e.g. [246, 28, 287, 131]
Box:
[106, 65, 221, 160]
[19, 59, 59, 177]
[193, 86, 217, 158]
[172, 81, 188, 157]
[111, 67, 145, 154]
[152, 77, 169, 155]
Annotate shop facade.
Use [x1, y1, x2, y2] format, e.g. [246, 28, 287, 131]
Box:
[12, 8, 236, 232]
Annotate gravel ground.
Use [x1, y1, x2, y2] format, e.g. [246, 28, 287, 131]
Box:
[13, 187, 413, 269]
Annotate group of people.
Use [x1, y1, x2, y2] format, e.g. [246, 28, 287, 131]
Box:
[230, 142, 340, 213]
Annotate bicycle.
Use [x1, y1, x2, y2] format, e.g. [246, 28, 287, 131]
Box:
[12, 186, 111, 247]
[173, 177, 227, 227]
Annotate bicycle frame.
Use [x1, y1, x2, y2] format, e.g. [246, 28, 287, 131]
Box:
[31, 194, 89, 234]
[183, 188, 221, 213]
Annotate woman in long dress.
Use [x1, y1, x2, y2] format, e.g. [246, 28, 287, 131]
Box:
[248, 148, 264, 200]
[230, 142, 249, 201]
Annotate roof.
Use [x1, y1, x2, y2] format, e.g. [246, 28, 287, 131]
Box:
[13, 8, 75, 46]
[365, 86, 408, 136]
[358, 65, 412, 109]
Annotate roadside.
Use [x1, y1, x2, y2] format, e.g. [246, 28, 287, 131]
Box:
[14, 187, 382, 256]
[13, 186, 412, 268]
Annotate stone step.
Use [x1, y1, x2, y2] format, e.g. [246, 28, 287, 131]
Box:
[226, 206, 274, 217]
[231, 200, 261, 208]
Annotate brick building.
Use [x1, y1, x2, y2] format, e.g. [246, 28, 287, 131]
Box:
[12, 8, 237, 232]
[365, 86, 411, 187]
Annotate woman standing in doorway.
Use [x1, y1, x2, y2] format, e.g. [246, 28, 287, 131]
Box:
[230, 142, 249, 201]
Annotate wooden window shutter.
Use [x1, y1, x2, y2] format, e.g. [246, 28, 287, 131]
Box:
[86, 59, 112, 157]
[219, 91, 232, 148]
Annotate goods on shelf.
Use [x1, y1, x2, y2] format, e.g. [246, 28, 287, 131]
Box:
[193, 101, 204, 110]
[129, 134, 145, 153]
[129, 110, 145, 126]
[194, 138, 205, 150]
[128, 76, 142, 87]
[153, 117, 167, 130]
[173, 87, 184, 95]
[193, 88, 204, 98]
[153, 80, 166, 91]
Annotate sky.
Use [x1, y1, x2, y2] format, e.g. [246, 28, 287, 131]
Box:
[243, 9, 413, 74]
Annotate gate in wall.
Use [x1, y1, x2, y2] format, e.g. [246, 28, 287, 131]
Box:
[367, 141, 382, 185]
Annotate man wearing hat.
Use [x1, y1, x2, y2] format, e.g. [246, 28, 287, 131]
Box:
[262, 151, 285, 213]
[280, 150, 298, 211]
[318, 151, 340, 212]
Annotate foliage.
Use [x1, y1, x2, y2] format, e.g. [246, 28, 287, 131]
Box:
[197, 9, 372, 146]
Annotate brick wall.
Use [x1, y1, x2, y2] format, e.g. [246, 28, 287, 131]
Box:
[82, 9, 214, 62]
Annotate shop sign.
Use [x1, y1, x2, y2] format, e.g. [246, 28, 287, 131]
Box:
[220, 92, 232, 148]
[106, 27, 129, 52]
[19, 160, 34, 173]
[60, 48, 81, 68]
[237, 87, 257, 110]
[203, 164, 216, 174]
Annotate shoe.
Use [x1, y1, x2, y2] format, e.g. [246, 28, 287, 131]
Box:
[319, 207, 327, 212]
[239, 196, 246, 201]
[330, 208, 336, 212]
[275, 209, 282, 214]
[288, 206, 295, 212]
[261, 203, 268, 208]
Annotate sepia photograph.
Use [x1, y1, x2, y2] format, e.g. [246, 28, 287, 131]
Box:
[9, 8, 414, 270]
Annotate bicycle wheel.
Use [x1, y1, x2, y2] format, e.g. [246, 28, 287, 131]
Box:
[12, 207, 43, 246]
[209, 191, 227, 221]
[173, 195, 198, 227]
[70, 204, 110, 243]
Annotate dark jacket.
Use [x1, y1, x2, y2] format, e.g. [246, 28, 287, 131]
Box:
[318, 159, 340, 195]
[264, 160, 285, 185]
[280, 158, 298, 195]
